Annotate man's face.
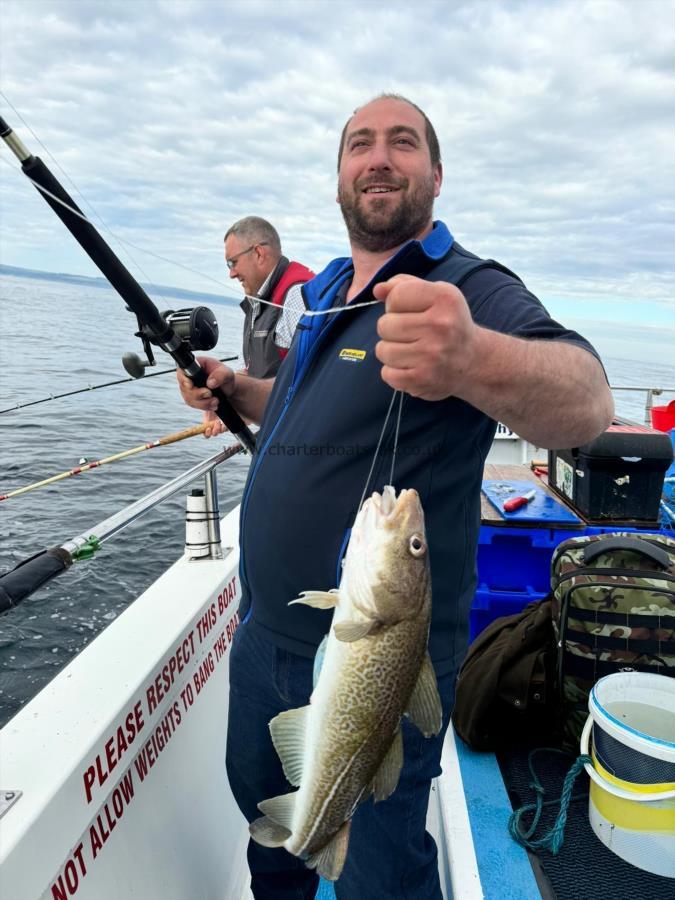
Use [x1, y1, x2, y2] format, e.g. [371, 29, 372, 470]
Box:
[224, 235, 270, 296]
[337, 98, 442, 253]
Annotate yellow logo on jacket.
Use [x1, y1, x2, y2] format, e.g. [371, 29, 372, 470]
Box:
[339, 348, 366, 362]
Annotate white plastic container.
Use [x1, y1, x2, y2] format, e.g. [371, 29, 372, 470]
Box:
[580, 672, 675, 878]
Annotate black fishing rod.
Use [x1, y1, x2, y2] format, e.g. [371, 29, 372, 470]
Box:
[0, 116, 256, 454]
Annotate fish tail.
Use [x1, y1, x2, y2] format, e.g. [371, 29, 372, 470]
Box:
[305, 819, 351, 881]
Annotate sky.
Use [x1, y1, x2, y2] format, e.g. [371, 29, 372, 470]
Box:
[1, 0, 674, 363]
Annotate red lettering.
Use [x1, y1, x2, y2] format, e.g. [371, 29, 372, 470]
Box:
[134, 750, 149, 783]
[104, 736, 116, 775]
[116, 724, 128, 759]
[103, 790, 122, 833]
[51, 877, 68, 900]
[72, 843, 86, 878]
[146, 683, 158, 715]
[82, 700, 145, 802]
[51, 843, 86, 898]
[97, 811, 110, 843]
[119, 769, 135, 805]
[64, 860, 78, 894]
[95, 755, 108, 789]
[90, 821, 103, 860]
[83, 766, 96, 804]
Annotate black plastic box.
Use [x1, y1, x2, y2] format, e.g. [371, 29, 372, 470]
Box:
[548, 423, 673, 522]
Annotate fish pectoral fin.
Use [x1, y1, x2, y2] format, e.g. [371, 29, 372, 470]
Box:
[333, 619, 375, 642]
[372, 727, 404, 802]
[257, 791, 297, 831]
[269, 706, 309, 787]
[306, 819, 351, 882]
[249, 815, 291, 848]
[289, 590, 340, 609]
[406, 652, 443, 738]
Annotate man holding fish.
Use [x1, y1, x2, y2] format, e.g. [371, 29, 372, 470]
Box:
[178, 94, 612, 899]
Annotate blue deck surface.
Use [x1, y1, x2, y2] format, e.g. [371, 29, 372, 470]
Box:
[317, 879, 335, 898]
[457, 738, 540, 899]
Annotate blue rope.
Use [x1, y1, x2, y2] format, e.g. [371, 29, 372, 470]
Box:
[508, 749, 592, 855]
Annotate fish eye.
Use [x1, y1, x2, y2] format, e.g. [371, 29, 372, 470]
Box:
[408, 534, 426, 558]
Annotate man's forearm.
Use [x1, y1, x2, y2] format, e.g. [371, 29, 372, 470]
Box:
[230, 374, 275, 426]
[461, 329, 614, 448]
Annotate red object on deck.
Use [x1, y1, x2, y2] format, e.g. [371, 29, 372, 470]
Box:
[651, 400, 675, 433]
[503, 489, 536, 512]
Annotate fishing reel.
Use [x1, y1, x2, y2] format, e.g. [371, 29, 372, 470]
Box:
[123, 306, 219, 379]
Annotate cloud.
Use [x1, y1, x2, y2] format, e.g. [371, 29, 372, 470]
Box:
[1, 0, 674, 323]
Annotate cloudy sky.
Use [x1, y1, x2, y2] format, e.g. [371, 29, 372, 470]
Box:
[1, 0, 674, 358]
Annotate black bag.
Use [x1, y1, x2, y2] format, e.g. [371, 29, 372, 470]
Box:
[452, 597, 557, 751]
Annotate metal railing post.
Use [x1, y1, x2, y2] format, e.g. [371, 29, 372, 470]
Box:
[204, 469, 223, 560]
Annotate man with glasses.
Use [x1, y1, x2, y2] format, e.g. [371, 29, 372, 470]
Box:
[225, 216, 314, 378]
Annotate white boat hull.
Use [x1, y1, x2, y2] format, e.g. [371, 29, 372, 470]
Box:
[0, 509, 249, 900]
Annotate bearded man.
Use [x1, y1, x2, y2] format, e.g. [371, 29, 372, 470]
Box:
[178, 95, 612, 898]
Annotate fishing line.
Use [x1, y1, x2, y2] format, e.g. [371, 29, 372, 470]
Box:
[0, 423, 213, 502]
[0, 153, 243, 301]
[356, 389, 402, 514]
[0, 356, 238, 415]
[0, 92, 171, 306]
[0, 100, 382, 316]
[243, 292, 380, 317]
[388, 391, 405, 484]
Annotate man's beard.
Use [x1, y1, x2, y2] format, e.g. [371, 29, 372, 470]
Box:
[338, 173, 436, 253]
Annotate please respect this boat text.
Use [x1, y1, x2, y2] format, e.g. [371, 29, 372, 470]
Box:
[48, 576, 239, 900]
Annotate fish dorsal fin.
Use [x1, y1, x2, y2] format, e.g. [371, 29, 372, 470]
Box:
[269, 706, 309, 787]
[406, 652, 443, 738]
[249, 814, 291, 848]
[333, 619, 375, 642]
[257, 791, 297, 831]
[289, 590, 340, 609]
[372, 727, 404, 802]
[306, 819, 351, 882]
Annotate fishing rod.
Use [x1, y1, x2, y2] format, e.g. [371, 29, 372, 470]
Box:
[0, 116, 256, 454]
[0, 422, 210, 501]
[0, 355, 238, 415]
[0, 443, 243, 613]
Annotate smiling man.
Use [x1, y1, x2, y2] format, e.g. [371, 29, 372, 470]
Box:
[179, 95, 612, 898]
[224, 216, 313, 378]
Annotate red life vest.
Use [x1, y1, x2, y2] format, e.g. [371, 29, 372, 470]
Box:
[270, 261, 314, 359]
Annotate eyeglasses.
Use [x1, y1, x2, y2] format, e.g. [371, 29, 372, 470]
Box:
[225, 242, 268, 270]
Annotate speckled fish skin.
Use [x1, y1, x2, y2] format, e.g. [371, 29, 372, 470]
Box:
[249, 486, 442, 881]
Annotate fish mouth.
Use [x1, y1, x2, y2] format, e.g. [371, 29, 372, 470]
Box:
[367, 485, 421, 523]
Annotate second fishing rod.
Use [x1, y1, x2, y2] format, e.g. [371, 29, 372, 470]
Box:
[0, 116, 256, 454]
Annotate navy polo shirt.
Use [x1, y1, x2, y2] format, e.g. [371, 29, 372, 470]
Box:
[238, 222, 599, 675]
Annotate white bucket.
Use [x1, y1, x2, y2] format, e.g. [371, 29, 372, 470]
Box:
[580, 672, 675, 878]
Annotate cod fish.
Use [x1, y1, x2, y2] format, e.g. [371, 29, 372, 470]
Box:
[249, 485, 442, 881]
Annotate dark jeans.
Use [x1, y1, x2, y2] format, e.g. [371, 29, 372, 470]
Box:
[226, 621, 457, 900]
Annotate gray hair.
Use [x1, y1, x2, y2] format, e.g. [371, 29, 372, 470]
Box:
[224, 216, 282, 255]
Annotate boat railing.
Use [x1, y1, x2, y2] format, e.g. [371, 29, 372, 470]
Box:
[61, 442, 243, 561]
[0, 442, 244, 614]
[610, 385, 675, 426]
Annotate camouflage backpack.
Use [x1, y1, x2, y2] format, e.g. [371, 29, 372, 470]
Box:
[551, 532, 675, 748]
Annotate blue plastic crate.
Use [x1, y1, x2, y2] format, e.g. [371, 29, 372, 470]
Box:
[469, 585, 547, 641]
[471, 520, 670, 641]
[476, 524, 580, 595]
